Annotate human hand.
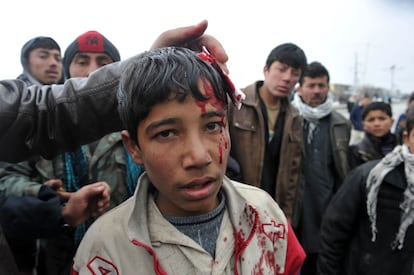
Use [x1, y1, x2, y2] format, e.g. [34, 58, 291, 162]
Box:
[151, 19, 229, 73]
[44, 178, 64, 191]
[61, 181, 111, 227]
[44, 179, 71, 202]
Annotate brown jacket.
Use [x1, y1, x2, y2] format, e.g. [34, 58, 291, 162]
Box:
[229, 81, 302, 219]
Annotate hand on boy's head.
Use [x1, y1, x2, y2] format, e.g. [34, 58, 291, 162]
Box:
[150, 20, 229, 74]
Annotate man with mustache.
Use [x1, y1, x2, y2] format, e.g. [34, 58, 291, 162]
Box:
[291, 61, 351, 274]
[3, 35, 65, 275]
[17, 36, 64, 86]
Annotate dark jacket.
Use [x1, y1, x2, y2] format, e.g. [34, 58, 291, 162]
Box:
[349, 105, 364, 131]
[318, 160, 414, 275]
[0, 185, 65, 273]
[0, 58, 129, 163]
[348, 132, 397, 170]
[293, 110, 351, 244]
[0, 186, 64, 239]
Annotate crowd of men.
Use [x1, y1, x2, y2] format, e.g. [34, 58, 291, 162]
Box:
[1, 19, 413, 275]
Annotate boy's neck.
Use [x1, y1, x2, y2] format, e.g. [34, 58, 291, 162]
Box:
[259, 85, 281, 108]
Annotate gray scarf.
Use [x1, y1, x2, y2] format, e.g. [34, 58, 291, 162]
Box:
[366, 144, 414, 249]
[292, 92, 333, 144]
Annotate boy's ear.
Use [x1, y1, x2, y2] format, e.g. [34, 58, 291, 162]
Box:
[121, 130, 144, 165]
[296, 86, 302, 96]
[263, 65, 269, 76]
[403, 130, 409, 145]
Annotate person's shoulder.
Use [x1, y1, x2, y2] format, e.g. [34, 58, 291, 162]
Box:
[96, 131, 123, 147]
[329, 111, 351, 134]
[85, 198, 132, 235]
[331, 110, 350, 123]
[239, 81, 261, 105]
[350, 104, 362, 114]
[229, 180, 284, 214]
[397, 113, 407, 121]
[349, 159, 380, 176]
[231, 180, 267, 194]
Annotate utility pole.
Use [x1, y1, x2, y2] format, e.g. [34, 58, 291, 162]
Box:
[389, 64, 396, 92]
[353, 52, 359, 96]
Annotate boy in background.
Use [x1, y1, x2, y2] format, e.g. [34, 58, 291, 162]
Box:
[348, 102, 397, 170]
[318, 105, 414, 275]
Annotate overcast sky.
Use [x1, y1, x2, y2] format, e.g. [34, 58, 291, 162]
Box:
[1, 0, 413, 94]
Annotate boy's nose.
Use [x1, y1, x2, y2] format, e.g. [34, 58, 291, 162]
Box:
[182, 135, 212, 169]
[87, 64, 100, 76]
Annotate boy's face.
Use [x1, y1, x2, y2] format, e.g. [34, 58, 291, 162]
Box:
[123, 81, 230, 217]
[263, 61, 301, 99]
[69, 52, 114, 77]
[297, 75, 329, 107]
[28, 48, 63, 84]
[363, 110, 394, 138]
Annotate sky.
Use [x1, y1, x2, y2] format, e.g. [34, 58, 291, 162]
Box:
[1, 0, 413, 94]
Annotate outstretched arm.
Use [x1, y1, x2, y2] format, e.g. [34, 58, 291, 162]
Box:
[0, 20, 228, 163]
[0, 182, 110, 239]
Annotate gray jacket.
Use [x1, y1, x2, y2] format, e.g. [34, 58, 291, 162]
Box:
[0, 57, 132, 162]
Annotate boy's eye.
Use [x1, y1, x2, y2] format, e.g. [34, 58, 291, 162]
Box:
[292, 70, 301, 77]
[98, 61, 110, 67]
[277, 66, 287, 72]
[155, 129, 175, 139]
[206, 121, 224, 132]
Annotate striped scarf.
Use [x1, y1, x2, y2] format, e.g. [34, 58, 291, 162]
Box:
[366, 144, 414, 249]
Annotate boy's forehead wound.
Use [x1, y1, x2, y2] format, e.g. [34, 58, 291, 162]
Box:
[198, 79, 225, 111]
[197, 46, 245, 110]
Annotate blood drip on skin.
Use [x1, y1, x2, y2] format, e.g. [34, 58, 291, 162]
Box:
[195, 79, 225, 113]
[196, 78, 228, 163]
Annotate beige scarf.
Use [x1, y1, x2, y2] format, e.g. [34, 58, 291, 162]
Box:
[292, 92, 333, 144]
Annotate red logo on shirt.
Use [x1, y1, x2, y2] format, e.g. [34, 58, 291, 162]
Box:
[87, 256, 119, 275]
[262, 220, 286, 241]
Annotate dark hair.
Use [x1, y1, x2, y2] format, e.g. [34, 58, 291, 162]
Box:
[118, 47, 230, 145]
[299, 61, 330, 85]
[362, 102, 393, 120]
[406, 105, 414, 134]
[265, 43, 307, 76]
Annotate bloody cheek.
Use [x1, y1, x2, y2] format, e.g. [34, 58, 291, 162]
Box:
[218, 131, 229, 164]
